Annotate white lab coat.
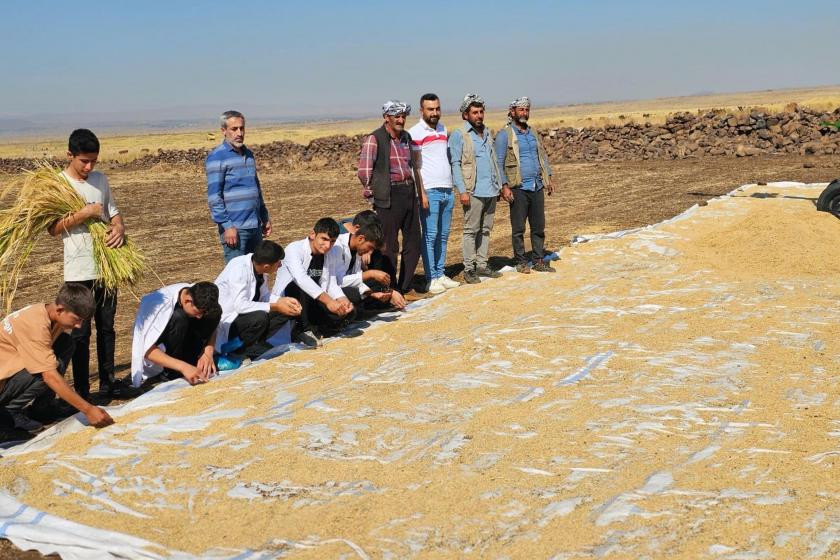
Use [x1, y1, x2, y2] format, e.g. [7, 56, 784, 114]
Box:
[214, 254, 272, 352]
[334, 233, 370, 295]
[130, 283, 190, 387]
[271, 238, 346, 301]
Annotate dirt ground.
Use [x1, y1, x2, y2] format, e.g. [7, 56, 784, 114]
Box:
[0, 153, 838, 558]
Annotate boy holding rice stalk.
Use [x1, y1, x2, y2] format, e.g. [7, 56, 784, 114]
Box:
[0, 284, 113, 439]
[46, 129, 138, 400]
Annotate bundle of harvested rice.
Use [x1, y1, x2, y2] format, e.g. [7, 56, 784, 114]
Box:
[0, 161, 145, 311]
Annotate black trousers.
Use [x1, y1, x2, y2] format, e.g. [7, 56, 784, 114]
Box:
[67, 280, 116, 397]
[510, 187, 546, 264]
[285, 282, 353, 335]
[375, 183, 421, 294]
[228, 310, 291, 359]
[0, 333, 74, 415]
[156, 309, 220, 376]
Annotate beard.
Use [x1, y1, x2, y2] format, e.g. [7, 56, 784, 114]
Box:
[425, 115, 440, 126]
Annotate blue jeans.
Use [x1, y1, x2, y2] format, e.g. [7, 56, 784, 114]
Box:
[420, 188, 454, 280]
[220, 227, 263, 263]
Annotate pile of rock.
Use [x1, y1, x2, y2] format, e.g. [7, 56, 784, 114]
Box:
[1, 104, 838, 175]
[538, 104, 840, 161]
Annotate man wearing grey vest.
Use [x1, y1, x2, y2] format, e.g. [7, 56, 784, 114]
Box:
[357, 101, 426, 296]
[495, 97, 555, 273]
[449, 94, 503, 284]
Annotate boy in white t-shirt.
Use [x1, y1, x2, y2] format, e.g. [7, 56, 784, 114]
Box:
[47, 129, 136, 399]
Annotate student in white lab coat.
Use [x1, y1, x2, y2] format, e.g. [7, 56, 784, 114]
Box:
[335, 210, 406, 311]
[215, 240, 302, 358]
[272, 218, 354, 346]
[130, 282, 222, 387]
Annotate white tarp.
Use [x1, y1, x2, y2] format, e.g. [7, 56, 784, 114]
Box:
[1, 182, 839, 559]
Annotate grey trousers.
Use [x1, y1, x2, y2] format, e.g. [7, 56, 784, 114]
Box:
[462, 195, 497, 270]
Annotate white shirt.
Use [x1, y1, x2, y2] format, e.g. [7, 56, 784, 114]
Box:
[214, 254, 272, 351]
[59, 170, 120, 281]
[408, 120, 453, 190]
[130, 283, 190, 386]
[334, 233, 369, 295]
[271, 238, 345, 302]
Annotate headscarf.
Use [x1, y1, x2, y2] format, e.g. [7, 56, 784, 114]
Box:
[509, 96, 531, 110]
[459, 93, 485, 113]
[382, 100, 411, 116]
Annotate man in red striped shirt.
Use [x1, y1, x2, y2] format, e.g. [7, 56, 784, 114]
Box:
[408, 93, 459, 295]
[357, 101, 425, 297]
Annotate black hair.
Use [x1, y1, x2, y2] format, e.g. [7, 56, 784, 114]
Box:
[68, 129, 100, 155]
[313, 217, 340, 239]
[56, 283, 96, 319]
[355, 221, 384, 249]
[351, 209, 379, 228]
[189, 282, 218, 312]
[420, 93, 439, 106]
[252, 240, 285, 264]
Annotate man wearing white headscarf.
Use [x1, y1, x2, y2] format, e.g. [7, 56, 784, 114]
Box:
[495, 96, 555, 273]
[357, 101, 426, 298]
[448, 93, 503, 284]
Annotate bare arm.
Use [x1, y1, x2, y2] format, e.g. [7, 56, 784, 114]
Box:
[145, 347, 206, 385]
[47, 204, 102, 237]
[41, 370, 113, 427]
[412, 150, 428, 209]
[105, 213, 125, 248]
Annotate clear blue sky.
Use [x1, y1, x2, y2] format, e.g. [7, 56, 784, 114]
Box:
[2, 0, 839, 123]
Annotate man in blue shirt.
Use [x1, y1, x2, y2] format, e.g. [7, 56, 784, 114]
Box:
[495, 97, 555, 273]
[449, 94, 503, 284]
[206, 110, 273, 263]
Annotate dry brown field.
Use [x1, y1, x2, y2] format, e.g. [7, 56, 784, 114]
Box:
[0, 88, 839, 558]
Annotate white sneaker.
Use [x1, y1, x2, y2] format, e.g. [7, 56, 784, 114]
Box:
[439, 275, 460, 289]
[427, 278, 445, 294]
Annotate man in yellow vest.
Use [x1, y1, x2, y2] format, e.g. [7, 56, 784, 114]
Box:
[495, 97, 555, 273]
[449, 93, 503, 284]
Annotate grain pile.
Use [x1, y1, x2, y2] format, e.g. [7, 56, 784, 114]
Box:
[1, 183, 839, 558]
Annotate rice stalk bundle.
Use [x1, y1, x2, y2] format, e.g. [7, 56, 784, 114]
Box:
[0, 161, 145, 311]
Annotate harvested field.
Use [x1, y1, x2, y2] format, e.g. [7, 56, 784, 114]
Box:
[1, 179, 839, 558]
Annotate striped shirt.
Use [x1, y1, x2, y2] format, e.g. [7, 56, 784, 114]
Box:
[205, 141, 269, 231]
[408, 120, 453, 190]
[357, 133, 413, 198]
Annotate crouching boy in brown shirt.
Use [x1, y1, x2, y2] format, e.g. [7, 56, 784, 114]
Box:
[0, 284, 113, 437]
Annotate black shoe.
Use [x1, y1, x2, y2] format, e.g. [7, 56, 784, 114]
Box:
[101, 378, 144, 399]
[0, 426, 35, 444]
[476, 266, 502, 278]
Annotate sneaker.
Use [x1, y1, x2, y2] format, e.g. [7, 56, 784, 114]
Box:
[9, 411, 43, 433]
[427, 278, 445, 295]
[463, 269, 481, 284]
[532, 261, 556, 273]
[296, 330, 322, 348]
[515, 263, 531, 274]
[439, 276, 460, 289]
[476, 266, 502, 279]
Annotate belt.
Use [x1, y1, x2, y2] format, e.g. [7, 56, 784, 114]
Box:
[391, 179, 414, 187]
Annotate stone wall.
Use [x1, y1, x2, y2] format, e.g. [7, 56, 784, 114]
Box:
[2, 104, 838, 175]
